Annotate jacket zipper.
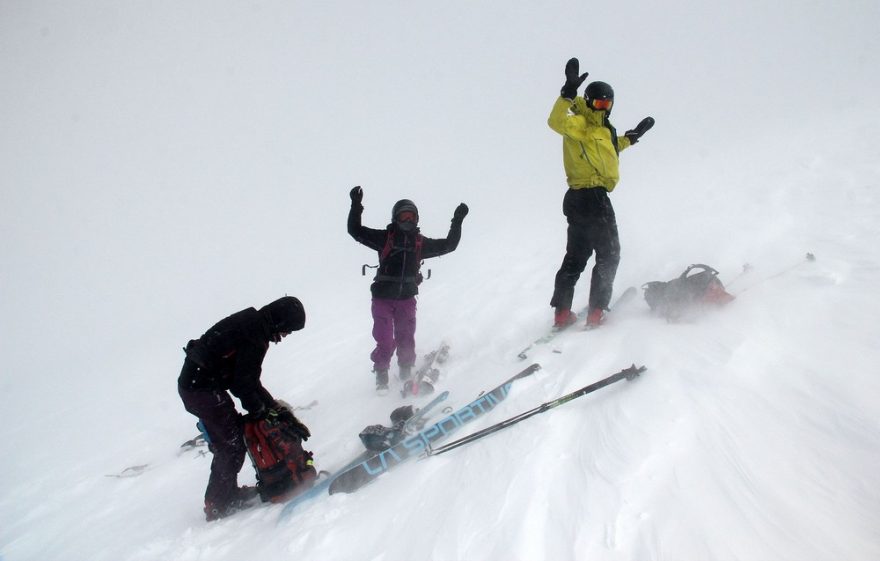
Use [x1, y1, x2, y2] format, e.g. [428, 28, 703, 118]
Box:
[593, 139, 608, 174]
[579, 141, 593, 168]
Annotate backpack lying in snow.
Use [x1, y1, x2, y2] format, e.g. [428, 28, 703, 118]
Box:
[243, 414, 317, 503]
[642, 264, 735, 321]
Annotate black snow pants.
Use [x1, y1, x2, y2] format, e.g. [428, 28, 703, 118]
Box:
[550, 187, 621, 312]
[178, 359, 247, 510]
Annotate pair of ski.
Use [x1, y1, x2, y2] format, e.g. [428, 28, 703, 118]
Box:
[401, 342, 450, 397]
[517, 286, 637, 360]
[278, 360, 646, 523]
[378, 342, 451, 396]
[278, 362, 541, 522]
[272, 388, 451, 519]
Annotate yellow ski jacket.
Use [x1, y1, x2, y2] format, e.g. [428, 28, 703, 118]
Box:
[547, 96, 632, 192]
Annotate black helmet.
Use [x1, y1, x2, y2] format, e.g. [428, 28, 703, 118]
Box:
[585, 81, 614, 113]
[391, 199, 419, 231]
[585, 81, 614, 102]
[260, 296, 306, 336]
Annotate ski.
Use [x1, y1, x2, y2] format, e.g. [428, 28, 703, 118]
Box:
[109, 403, 315, 480]
[105, 464, 150, 478]
[518, 286, 637, 360]
[402, 342, 451, 397]
[277, 390, 451, 522]
[178, 432, 208, 455]
[427, 364, 645, 456]
[325, 363, 541, 496]
[106, 431, 208, 478]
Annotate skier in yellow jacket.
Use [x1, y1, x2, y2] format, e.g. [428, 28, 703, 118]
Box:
[548, 57, 654, 328]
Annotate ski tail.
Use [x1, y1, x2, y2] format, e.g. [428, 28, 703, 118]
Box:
[278, 392, 447, 523]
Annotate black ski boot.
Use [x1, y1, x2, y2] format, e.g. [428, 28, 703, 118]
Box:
[374, 368, 389, 394]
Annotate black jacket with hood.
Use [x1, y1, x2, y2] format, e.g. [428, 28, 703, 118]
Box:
[178, 307, 276, 414]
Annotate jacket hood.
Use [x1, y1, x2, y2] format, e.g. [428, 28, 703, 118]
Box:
[259, 296, 306, 334]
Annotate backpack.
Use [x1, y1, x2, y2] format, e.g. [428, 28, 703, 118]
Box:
[642, 264, 735, 321]
[362, 230, 428, 283]
[243, 416, 317, 503]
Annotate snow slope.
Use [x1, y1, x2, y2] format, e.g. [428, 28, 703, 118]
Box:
[2, 1, 879, 560]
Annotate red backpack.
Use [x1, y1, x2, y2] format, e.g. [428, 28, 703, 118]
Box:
[243, 417, 317, 503]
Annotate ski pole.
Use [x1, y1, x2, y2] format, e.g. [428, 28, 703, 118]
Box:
[426, 364, 646, 457]
[736, 252, 816, 294]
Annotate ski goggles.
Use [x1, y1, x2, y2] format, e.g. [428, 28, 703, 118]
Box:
[396, 211, 417, 223]
[590, 98, 613, 111]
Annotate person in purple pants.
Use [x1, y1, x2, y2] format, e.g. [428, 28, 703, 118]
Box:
[348, 186, 468, 392]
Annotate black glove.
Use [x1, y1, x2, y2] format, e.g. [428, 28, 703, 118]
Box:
[452, 203, 469, 224]
[624, 116, 655, 145]
[349, 185, 363, 204]
[390, 405, 415, 425]
[285, 414, 311, 441]
[264, 406, 311, 441]
[560, 57, 588, 100]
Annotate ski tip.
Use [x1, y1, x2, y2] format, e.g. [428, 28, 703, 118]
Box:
[624, 364, 647, 380]
[523, 363, 542, 374]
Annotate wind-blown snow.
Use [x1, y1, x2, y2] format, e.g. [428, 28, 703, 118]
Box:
[2, 2, 879, 560]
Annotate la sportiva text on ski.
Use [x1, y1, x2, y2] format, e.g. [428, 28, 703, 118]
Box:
[360, 391, 451, 451]
[326, 363, 542, 496]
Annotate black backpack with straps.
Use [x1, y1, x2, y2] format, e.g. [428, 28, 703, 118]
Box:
[362, 229, 428, 284]
[642, 264, 735, 320]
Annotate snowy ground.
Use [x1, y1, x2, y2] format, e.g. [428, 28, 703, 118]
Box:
[2, 2, 879, 560]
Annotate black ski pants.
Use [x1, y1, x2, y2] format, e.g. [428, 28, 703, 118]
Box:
[550, 187, 621, 312]
[178, 362, 247, 510]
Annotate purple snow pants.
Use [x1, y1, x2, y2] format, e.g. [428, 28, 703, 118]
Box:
[370, 297, 417, 371]
[178, 381, 247, 511]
